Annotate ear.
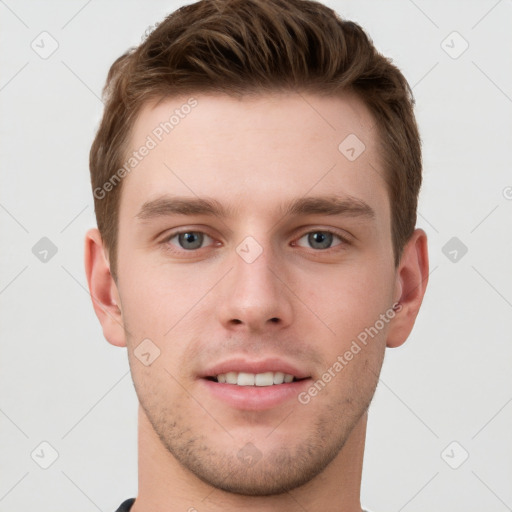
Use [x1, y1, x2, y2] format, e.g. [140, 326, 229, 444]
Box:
[84, 228, 127, 347]
[386, 228, 429, 348]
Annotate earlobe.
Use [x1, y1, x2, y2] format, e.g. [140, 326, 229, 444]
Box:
[84, 228, 127, 347]
[386, 228, 429, 348]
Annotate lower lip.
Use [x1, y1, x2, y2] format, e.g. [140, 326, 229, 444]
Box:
[199, 378, 311, 410]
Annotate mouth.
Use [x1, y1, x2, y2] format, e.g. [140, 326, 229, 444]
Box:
[205, 371, 308, 386]
[199, 360, 312, 410]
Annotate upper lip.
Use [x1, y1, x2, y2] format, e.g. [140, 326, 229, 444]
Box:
[200, 358, 311, 380]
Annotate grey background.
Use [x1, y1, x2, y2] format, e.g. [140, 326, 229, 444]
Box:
[1, 0, 511, 511]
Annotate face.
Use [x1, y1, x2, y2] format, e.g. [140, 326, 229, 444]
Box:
[113, 91, 400, 495]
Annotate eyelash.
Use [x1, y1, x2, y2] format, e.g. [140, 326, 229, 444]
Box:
[160, 228, 351, 256]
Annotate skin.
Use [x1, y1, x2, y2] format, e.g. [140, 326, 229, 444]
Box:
[85, 91, 429, 512]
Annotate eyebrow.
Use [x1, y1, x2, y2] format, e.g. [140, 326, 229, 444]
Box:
[136, 194, 376, 222]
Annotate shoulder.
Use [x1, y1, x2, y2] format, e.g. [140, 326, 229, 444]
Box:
[113, 497, 136, 512]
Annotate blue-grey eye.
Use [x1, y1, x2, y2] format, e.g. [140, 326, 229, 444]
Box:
[171, 231, 211, 250]
[296, 231, 342, 250]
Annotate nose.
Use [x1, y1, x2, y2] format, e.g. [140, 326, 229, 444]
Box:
[217, 239, 294, 333]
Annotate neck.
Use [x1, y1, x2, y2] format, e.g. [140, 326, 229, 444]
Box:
[132, 405, 366, 512]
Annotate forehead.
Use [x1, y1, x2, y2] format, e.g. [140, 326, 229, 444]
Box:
[119, 91, 388, 222]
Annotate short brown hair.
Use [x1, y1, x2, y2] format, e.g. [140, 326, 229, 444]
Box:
[90, 0, 422, 281]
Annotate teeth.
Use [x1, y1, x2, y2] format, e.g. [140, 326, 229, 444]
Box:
[237, 372, 255, 386]
[255, 372, 273, 386]
[273, 372, 285, 384]
[214, 371, 297, 386]
[225, 372, 238, 384]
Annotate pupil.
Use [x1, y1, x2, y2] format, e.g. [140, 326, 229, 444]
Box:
[180, 232, 202, 249]
[309, 232, 332, 249]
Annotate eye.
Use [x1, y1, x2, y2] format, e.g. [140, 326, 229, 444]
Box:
[294, 230, 347, 250]
[165, 230, 215, 251]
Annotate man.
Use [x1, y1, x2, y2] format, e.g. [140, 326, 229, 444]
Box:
[84, 0, 429, 510]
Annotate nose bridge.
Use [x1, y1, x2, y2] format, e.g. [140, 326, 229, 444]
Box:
[217, 232, 293, 330]
[235, 235, 278, 295]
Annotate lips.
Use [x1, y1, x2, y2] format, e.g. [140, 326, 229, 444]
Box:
[199, 358, 311, 383]
[213, 371, 296, 386]
[197, 358, 312, 409]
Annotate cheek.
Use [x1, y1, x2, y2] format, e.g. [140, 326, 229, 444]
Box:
[117, 254, 189, 326]
[117, 260, 216, 368]
[302, 267, 394, 385]
[313, 264, 394, 335]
